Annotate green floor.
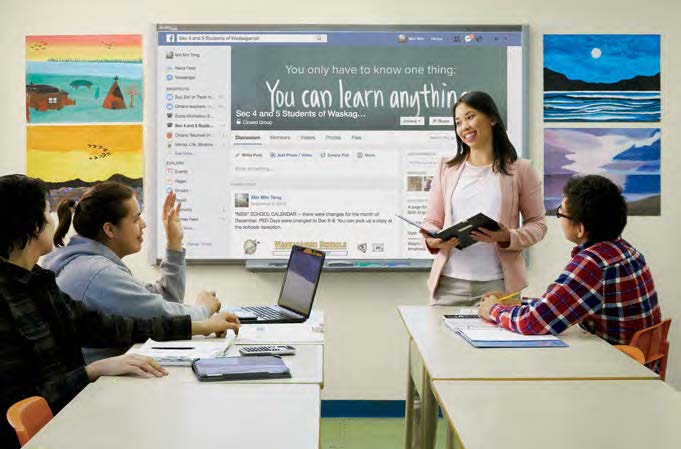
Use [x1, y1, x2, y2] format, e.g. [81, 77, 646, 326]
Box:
[322, 418, 449, 449]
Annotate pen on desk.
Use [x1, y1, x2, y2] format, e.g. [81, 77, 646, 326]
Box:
[151, 347, 195, 350]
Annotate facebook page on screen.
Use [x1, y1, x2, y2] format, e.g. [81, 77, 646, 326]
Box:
[156, 25, 524, 259]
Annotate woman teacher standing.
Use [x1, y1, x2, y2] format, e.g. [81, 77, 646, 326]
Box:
[422, 91, 547, 305]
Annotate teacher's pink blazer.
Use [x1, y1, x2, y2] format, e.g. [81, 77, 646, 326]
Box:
[422, 157, 547, 302]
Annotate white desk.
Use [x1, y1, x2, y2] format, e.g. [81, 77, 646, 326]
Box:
[28, 318, 325, 449]
[399, 305, 658, 381]
[398, 306, 658, 449]
[432, 380, 681, 449]
[26, 381, 321, 449]
[116, 343, 324, 385]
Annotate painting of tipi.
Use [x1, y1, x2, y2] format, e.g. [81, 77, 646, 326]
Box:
[544, 128, 660, 216]
[26, 35, 142, 123]
[544, 34, 660, 122]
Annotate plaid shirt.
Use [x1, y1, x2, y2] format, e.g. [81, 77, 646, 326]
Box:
[490, 238, 660, 345]
[0, 261, 191, 449]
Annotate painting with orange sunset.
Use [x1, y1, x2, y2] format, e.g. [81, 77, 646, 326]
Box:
[27, 34, 142, 62]
[27, 124, 143, 209]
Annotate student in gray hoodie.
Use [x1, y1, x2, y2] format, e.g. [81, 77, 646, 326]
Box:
[43, 182, 225, 362]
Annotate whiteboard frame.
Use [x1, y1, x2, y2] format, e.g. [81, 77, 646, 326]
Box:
[148, 24, 530, 267]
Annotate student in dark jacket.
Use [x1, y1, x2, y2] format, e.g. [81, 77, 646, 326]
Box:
[0, 174, 240, 449]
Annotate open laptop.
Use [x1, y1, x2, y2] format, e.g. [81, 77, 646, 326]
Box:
[225, 246, 325, 323]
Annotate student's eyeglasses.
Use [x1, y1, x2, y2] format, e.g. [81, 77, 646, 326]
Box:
[555, 204, 572, 220]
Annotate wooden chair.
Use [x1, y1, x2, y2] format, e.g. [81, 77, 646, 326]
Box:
[614, 344, 645, 364]
[629, 318, 672, 381]
[6, 396, 53, 445]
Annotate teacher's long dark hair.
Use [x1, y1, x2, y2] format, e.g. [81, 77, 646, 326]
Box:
[447, 91, 518, 175]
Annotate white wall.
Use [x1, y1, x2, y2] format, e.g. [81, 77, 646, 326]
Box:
[2, 0, 680, 398]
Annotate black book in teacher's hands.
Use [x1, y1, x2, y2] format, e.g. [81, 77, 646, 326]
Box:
[396, 213, 500, 250]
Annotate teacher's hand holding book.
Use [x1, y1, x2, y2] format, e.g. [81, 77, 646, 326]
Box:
[470, 222, 511, 245]
[421, 231, 460, 251]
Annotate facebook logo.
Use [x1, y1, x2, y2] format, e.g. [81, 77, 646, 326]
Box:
[166, 34, 175, 43]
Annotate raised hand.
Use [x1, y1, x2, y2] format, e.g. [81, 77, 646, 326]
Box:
[162, 191, 183, 251]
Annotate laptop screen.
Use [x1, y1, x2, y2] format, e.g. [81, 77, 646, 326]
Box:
[278, 246, 325, 316]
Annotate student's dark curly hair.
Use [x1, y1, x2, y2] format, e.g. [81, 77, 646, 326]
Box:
[563, 175, 627, 242]
[0, 174, 49, 259]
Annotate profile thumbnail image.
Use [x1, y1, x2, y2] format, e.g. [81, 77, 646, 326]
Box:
[407, 176, 423, 192]
[234, 193, 249, 207]
[407, 176, 433, 192]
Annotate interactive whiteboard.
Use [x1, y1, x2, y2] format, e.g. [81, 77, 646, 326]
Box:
[155, 25, 528, 261]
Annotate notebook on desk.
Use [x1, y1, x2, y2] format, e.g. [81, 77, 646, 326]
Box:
[129, 332, 236, 366]
[454, 327, 569, 348]
[224, 246, 325, 324]
[443, 316, 496, 332]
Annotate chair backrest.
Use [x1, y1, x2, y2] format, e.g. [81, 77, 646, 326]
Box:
[614, 344, 646, 365]
[6, 396, 53, 445]
[629, 318, 672, 381]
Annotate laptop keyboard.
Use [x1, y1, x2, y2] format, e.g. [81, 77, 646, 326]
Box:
[243, 306, 290, 320]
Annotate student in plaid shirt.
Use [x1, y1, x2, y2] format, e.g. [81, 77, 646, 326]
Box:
[0, 175, 240, 449]
[478, 175, 661, 345]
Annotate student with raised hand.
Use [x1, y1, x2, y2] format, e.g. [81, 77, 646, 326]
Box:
[42, 182, 225, 362]
[478, 175, 661, 344]
[0, 174, 239, 449]
[422, 91, 547, 306]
